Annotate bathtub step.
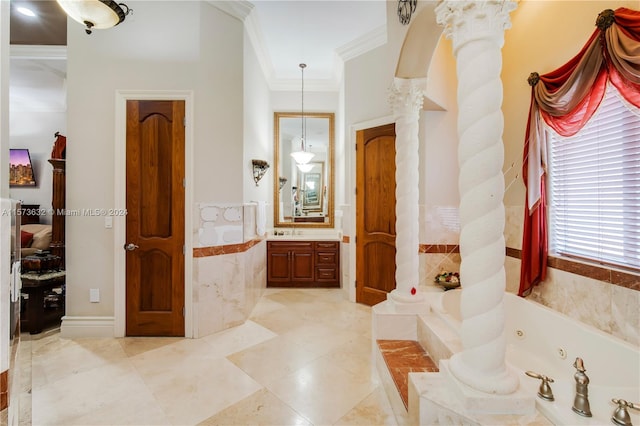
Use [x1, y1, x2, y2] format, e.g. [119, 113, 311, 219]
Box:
[377, 340, 439, 409]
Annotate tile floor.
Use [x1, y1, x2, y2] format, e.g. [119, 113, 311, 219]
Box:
[20, 288, 400, 426]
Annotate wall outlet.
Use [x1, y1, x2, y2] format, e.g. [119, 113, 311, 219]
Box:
[89, 288, 100, 303]
[104, 216, 113, 229]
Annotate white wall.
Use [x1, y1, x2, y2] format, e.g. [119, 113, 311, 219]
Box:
[65, 1, 245, 321]
[242, 28, 271, 219]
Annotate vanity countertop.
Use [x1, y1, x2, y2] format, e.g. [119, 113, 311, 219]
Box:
[266, 234, 341, 242]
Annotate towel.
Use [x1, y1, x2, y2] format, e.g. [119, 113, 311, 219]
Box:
[256, 201, 266, 236]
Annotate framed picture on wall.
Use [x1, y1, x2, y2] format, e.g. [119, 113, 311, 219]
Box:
[9, 149, 37, 187]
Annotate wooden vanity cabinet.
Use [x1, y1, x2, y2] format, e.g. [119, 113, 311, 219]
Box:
[267, 240, 339, 288]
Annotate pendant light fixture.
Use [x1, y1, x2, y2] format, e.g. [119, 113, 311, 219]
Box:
[290, 63, 315, 167]
[56, 0, 132, 34]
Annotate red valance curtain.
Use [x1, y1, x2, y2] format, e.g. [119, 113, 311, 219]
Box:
[519, 7, 640, 297]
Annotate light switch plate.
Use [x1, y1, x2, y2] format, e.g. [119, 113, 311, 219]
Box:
[90, 288, 100, 303]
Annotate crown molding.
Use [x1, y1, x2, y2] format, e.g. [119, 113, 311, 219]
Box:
[207, 0, 253, 21]
[10, 45, 67, 59]
[244, 7, 275, 85]
[336, 25, 387, 62]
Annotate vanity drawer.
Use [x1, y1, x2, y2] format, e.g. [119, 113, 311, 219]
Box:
[315, 241, 338, 250]
[316, 267, 338, 282]
[316, 252, 337, 265]
[267, 241, 313, 250]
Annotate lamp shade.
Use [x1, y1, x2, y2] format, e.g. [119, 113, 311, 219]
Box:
[57, 0, 127, 30]
[297, 163, 314, 173]
[290, 150, 315, 165]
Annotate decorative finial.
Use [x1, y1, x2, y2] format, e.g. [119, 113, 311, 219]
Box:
[596, 9, 615, 31]
[528, 72, 540, 87]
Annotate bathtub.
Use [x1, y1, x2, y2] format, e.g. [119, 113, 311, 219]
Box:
[428, 289, 640, 425]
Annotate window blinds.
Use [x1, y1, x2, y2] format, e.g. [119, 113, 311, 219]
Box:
[548, 86, 640, 270]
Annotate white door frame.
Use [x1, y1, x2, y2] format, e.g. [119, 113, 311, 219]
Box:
[114, 90, 194, 338]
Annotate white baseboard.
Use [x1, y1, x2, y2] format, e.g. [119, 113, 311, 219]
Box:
[60, 316, 115, 338]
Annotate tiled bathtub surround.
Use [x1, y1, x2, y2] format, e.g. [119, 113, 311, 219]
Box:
[193, 240, 266, 338]
[504, 203, 639, 345]
[195, 203, 260, 247]
[420, 202, 640, 347]
[192, 202, 266, 338]
[418, 244, 461, 289]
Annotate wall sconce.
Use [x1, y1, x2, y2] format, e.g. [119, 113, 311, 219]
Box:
[397, 0, 417, 25]
[279, 176, 288, 191]
[252, 159, 269, 186]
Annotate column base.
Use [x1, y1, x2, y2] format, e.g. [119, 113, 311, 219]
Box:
[441, 359, 535, 415]
[387, 289, 429, 314]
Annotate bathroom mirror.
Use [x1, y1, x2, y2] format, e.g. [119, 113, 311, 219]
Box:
[274, 112, 334, 228]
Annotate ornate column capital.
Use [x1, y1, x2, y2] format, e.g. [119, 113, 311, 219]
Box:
[388, 77, 427, 120]
[435, 1, 517, 53]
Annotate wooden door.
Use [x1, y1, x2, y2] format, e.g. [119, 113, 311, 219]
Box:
[356, 124, 397, 306]
[125, 100, 185, 336]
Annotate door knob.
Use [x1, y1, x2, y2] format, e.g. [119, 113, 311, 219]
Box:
[124, 243, 139, 251]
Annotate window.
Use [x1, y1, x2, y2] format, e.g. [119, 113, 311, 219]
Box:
[547, 85, 640, 271]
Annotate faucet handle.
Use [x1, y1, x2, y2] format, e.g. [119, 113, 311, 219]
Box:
[525, 371, 555, 401]
[611, 399, 639, 426]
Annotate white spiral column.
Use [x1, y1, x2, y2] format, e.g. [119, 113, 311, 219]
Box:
[436, 1, 518, 394]
[387, 78, 427, 310]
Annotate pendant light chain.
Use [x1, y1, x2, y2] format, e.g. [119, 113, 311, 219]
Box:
[300, 63, 306, 152]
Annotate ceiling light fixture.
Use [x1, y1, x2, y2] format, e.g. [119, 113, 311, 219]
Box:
[290, 63, 315, 166]
[297, 163, 314, 173]
[56, 0, 132, 35]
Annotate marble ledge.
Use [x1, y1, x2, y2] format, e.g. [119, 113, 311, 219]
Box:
[506, 246, 639, 291]
[193, 237, 264, 258]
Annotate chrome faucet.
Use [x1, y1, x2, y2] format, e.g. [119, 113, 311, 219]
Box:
[611, 398, 639, 426]
[572, 357, 592, 417]
[525, 371, 555, 401]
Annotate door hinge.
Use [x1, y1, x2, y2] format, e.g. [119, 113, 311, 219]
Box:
[183, 245, 186, 255]
[183, 116, 186, 127]
[355, 187, 357, 196]
[183, 178, 186, 188]
[354, 280, 357, 288]
[182, 306, 185, 317]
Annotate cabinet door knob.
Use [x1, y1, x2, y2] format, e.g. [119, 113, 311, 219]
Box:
[124, 243, 139, 251]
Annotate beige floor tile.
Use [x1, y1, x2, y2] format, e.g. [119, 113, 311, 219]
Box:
[25, 289, 396, 426]
[64, 386, 170, 425]
[266, 356, 377, 425]
[250, 306, 311, 335]
[31, 337, 129, 389]
[249, 297, 286, 318]
[227, 335, 319, 385]
[200, 320, 277, 358]
[198, 388, 312, 426]
[136, 356, 263, 425]
[334, 386, 397, 426]
[280, 322, 362, 359]
[320, 334, 374, 379]
[31, 359, 151, 425]
[118, 336, 183, 357]
[264, 289, 321, 306]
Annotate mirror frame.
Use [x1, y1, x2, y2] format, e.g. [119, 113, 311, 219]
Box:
[273, 111, 335, 228]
